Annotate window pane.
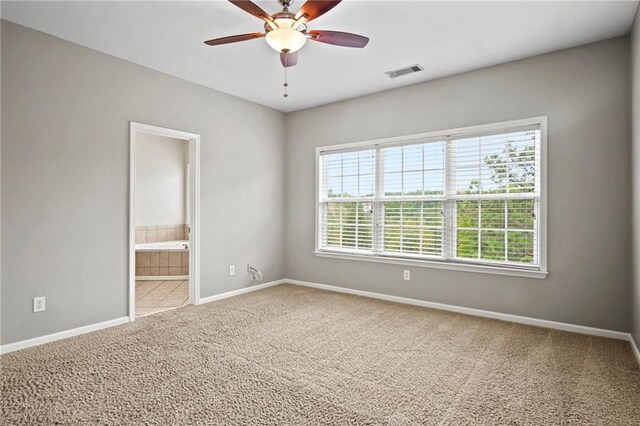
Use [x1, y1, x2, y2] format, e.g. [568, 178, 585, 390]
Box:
[359, 151, 375, 175]
[422, 228, 443, 255]
[507, 136, 536, 193]
[342, 225, 356, 248]
[359, 174, 375, 197]
[480, 200, 505, 229]
[382, 201, 443, 256]
[384, 226, 401, 252]
[321, 202, 373, 252]
[382, 141, 445, 198]
[321, 149, 375, 199]
[325, 155, 342, 177]
[384, 172, 402, 196]
[357, 221, 372, 249]
[383, 146, 402, 173]
[424, 142, 445, 170]
[403, 171, 423, 195]
[342, 175, 358, 197]
[403, 144, 423, 170]
[480, 230, 505, 261]
[507, 199, 535, 229]
[454, 130, 538, 196]
[326, 203, 341, 246]
[457, 200, 478, 228]
[507, 231, 534, 263]
[455, 137, 480, 195]
[480, 138, 507, 194]
[326, 176, 341, 198]
[424, 170, 444, 195]
[456, 230, 478, 259]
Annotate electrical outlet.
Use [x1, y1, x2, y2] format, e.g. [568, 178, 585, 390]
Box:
[229, 265, 235, 276]
[403, 270, 411, 281]
[33, 296, 46, 313]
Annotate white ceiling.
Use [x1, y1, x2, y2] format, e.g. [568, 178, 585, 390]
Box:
[3, 1, 638, 112]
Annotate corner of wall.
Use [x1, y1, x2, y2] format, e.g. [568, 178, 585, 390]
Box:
[631, 3, 640, 347]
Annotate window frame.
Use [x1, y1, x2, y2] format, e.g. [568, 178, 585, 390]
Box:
[314, 117, 548, 279]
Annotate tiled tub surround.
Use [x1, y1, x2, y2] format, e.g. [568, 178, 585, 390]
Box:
[135, 224, 189, 279]
[135, 224, 188, 243]
[136, 249, 189, 278]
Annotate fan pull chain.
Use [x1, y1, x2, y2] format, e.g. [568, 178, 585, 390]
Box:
[283, 66, 289, 98]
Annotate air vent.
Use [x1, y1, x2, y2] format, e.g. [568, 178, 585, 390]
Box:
[385, 64, 424, 79]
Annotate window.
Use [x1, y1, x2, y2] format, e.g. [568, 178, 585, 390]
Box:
[316, 118, 546, 278]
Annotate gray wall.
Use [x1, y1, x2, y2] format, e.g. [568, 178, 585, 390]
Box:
[631, 9, 640, 347]
[2, 20, 635, 346]
[285, 37, 632, 332]
[1, 21, 286, 345]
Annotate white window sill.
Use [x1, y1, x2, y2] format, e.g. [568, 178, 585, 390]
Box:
[313, 250, 548, 279]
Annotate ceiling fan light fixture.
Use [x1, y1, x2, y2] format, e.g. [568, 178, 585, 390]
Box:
[205, 0, 370, 79]
[265, 28, 307, 53]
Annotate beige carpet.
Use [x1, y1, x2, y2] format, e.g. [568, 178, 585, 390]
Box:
[2, 284, 639, 425]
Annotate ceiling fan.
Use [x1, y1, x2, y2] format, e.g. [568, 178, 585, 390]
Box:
[204, 0, 370, 70]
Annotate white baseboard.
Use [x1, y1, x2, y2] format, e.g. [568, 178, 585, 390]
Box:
[631, 335, 640, 367]
[198, 279, 286, 305]
[137, 275, 188, 281]
[3, 279, 637, 369]
[285, 279, 632, 342]
[0, 316, 130, 355]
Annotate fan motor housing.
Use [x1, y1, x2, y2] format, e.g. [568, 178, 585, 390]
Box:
[278, 0, 295, 8]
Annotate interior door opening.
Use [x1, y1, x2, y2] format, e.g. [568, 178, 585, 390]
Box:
[129, 123, 200, 320]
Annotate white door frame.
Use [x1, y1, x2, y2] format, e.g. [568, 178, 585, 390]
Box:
[129, 122, 201, 321]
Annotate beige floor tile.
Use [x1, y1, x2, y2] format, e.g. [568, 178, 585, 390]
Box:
[141, 291, 171, 302]
[136, 298, 162, 308]
[148, 306, 176, 315]
[171, 285, 189, 294]
[136, 282, 163, 298]
[158, 296, 188, 307]
[140, 287, 169, 298]
[137, 281, 164, 291]
[159, 280, 182, 289]
[151, 282, 178, 292]
[135, 307, 153, 316]
[136, 281, 190, 318]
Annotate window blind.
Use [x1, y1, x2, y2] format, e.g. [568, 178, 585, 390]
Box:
[317, 122, 542, 271]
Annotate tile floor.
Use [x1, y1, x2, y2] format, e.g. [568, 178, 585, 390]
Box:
[135, 280, 189, 317]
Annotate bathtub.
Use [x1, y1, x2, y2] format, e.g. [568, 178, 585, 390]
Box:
[136, 240, 189, 252]
[135, 239, 189, 279]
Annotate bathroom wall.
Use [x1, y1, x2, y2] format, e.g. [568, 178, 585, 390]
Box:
[285, 36, 632, 332]
[135, 224, 188, 244]
[135, 133, 188, 227]
[1, 21, 286, 345]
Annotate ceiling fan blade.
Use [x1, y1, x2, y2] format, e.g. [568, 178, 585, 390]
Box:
[295, 0, 342, 23]
[228, 0, 273, 23]
[307, 30, 369, 48]
[280, 51, 299, 68]
[204, 32, 264, 46]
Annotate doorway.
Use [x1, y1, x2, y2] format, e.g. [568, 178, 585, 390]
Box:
[129, 122, 200, 320]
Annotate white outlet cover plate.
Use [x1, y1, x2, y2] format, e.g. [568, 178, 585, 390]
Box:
[33, 296, 46, 312]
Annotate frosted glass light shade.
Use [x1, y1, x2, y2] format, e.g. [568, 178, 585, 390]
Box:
[265, 29, 307, 53]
